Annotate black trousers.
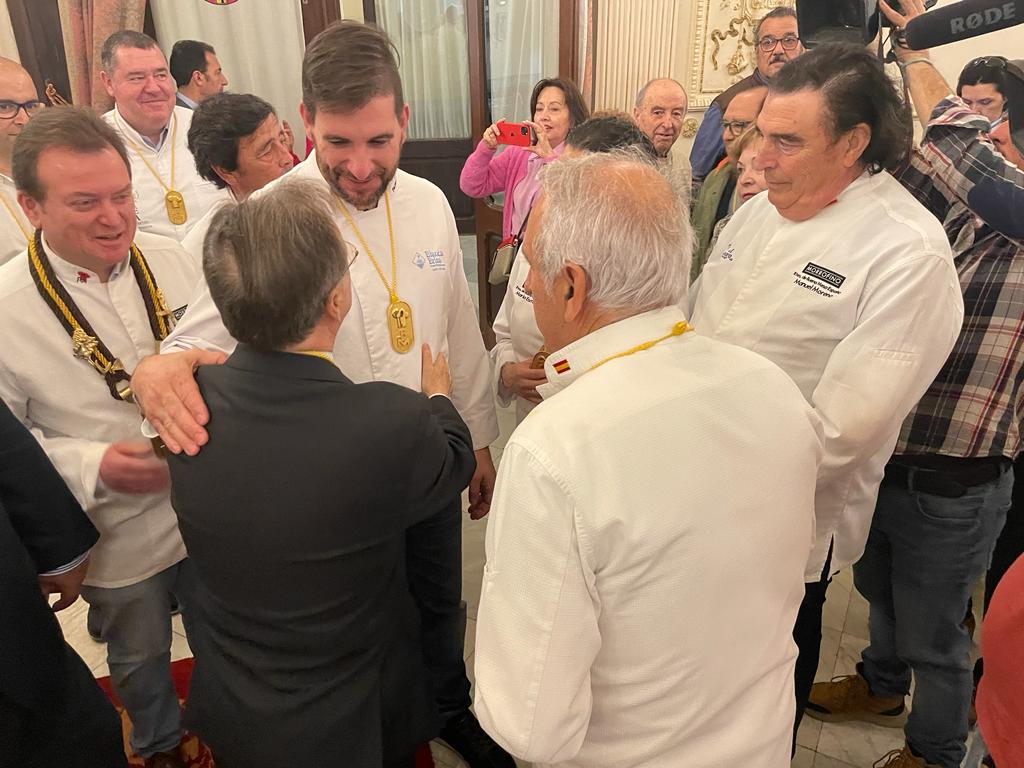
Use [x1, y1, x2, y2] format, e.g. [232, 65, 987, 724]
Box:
[405, 497, 472, 722]
[0, 645, 126, 768]
[791, 544, 834, 753]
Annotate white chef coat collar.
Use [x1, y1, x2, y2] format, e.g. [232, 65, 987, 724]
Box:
[41, 232, 130, 284]
[0, 172, 14, 189]
[113, 105, 170, 152]
[537, 305, 691, 400]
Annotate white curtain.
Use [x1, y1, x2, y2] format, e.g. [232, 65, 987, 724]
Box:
[375, 0, 470, 140]
[487, 0, 559, 124]
[148, 0, 305, 154]
[593, 0, 683, 113]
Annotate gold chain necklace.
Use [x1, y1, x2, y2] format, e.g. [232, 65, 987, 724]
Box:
[334, 191, 414, 354]
[588, 321, 694, 372]
[295, 350, 334, 363]
[27, 231, 174, 402]
[0, 189, 30, 242]
[116, 111, 188, 226]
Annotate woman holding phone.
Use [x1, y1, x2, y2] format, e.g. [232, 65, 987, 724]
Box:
[459, 77, 589, 241]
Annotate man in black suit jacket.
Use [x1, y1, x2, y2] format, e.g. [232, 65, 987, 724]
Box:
[0, 398, 126, 767]
[166, 179, 476, 768]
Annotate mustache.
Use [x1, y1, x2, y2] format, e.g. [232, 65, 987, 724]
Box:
[770, 53, 787, 63]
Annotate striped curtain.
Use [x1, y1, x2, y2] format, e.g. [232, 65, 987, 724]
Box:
[58, 0, 147, 108]
[592, 0, 684, 113]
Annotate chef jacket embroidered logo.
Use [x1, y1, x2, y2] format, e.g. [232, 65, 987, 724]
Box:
[721, 244, 735, 262]
[173, 305, 188, 322]
[793, 262, 846, 299]
[413, 252, 426, 269]
[424, 250, 446, 271]
[802, 262, 846, 288]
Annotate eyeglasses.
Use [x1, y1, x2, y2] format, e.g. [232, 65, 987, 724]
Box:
[758, 34, 801, 52]
[0, 100, 45, 120]
[966, 56, 1008, 70]
[344, 240, 359, 268]
[722, 119, 752, 136]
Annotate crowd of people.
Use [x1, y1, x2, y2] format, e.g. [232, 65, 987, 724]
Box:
[1, 2, 1023, 768]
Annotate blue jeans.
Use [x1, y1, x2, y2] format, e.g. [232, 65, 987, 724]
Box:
[81, 559, 196, 757]
[853, 468, 1011, 768]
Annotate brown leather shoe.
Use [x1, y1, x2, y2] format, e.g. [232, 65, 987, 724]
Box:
[806, 672, 907, 727]
[143, 749, 186, 768]
[873, 746, 941, 768]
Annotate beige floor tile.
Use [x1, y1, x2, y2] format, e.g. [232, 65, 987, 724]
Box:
[834, 632, 869, 679]
[843, 587, 870, 642]
[797, 713, 823, 751]
[463, 516, 489, 621]
[813, 752, 858, 768]
[823, 579, 853, 633]
[816, 719, 904, 767]
[792, 746, 817, 768]
[171, 612, 186, 638]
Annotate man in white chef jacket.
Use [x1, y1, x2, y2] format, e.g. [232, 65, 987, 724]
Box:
[474, 149, 822, 768]
[0, 107, 199, 767]
[131, 20, 510, 768]
[689, 43, 964, 739]
[99, 30, 228, 242]
[0, 57, 42, 265]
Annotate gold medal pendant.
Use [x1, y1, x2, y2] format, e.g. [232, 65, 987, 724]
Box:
[164, 190, 188, 225]
[387, 298, 414, 354]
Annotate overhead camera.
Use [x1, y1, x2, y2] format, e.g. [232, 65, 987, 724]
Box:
[796, 0, 938, 47]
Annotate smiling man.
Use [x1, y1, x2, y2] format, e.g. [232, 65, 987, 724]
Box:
[0, 57, 43, 265]
[100, 31, 228, 241]
[0, 106, 201, 768]
[689, 44, 965, 745]
[131, 20, 507, 768]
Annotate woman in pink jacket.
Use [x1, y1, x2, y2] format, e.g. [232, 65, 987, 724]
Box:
[459, 77, 589, 240]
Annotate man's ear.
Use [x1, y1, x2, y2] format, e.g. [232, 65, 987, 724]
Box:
[17, 191, 42, 229]
[563, 262, 588, 322]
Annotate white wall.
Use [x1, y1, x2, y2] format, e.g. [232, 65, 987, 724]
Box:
[0, 3, 20, 63]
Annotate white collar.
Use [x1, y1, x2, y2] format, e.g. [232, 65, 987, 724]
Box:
[113, 106, 171, 152]
[537, 305, 692, 400]
[40, 233, 130, 285]
[176, 91, 198, 109]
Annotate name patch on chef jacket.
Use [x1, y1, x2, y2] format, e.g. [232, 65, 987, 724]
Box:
[793, 262, 846, 299]
[414, 250, 447, 272]
[514, 283, 533, 303]
[173, 305, 188, 322]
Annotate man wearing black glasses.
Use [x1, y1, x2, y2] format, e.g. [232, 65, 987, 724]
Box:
[0, 57, 44, 265]
[806, 2, 1024, 766]
[689, 7, 803, 185]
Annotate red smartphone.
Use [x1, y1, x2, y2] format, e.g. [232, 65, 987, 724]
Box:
[496, 120, 533, 147]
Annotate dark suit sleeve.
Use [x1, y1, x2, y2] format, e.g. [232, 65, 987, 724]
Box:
[403, 394, 476, 518]
[0, 398, 98, 574]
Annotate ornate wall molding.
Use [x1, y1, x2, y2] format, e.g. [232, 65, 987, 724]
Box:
[688, 0, 793, 110]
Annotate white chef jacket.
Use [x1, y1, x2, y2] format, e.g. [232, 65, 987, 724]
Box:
[690, 171, 964, 582]
[475, 305, 822, 768]
[103, 106, 231, 241]
[0, 231, 198, 588]
[0, 173, 30, 266]
[164, 155, 499, 449]
[490, 248, 544, 424]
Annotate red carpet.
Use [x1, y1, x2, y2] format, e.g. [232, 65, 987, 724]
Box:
[96, 658, 435, 766]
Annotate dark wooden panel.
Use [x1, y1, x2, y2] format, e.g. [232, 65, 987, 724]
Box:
[301, 0, 342, 45]
[6, 0, 70, 103]
[399, 138, 475, 234]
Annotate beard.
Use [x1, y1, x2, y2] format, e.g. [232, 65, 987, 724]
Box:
[318, 158, 397, 210]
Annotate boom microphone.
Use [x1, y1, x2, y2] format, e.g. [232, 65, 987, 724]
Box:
[904, 0, 1023, 50]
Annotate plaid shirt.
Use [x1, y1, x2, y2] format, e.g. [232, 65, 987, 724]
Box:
[895, 97, 1024, 459]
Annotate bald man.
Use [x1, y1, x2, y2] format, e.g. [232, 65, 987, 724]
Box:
[633, 78, 688, 157]
[0, 58, 41, 265]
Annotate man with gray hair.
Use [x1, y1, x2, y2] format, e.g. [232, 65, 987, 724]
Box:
[473, 150, 823, 767]
[165, 179, 476, 767]
[632, 78, 688, 157]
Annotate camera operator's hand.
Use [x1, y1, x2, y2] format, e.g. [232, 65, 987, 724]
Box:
[879, 0, 931, 59]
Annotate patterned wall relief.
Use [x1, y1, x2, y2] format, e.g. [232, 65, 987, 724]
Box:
[689, 0, 794, 109]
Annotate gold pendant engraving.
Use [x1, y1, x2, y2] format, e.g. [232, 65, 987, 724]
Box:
[71, 327, 99, 361]
[387, 299, 414, 354]
[164, 190, 188, 225]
